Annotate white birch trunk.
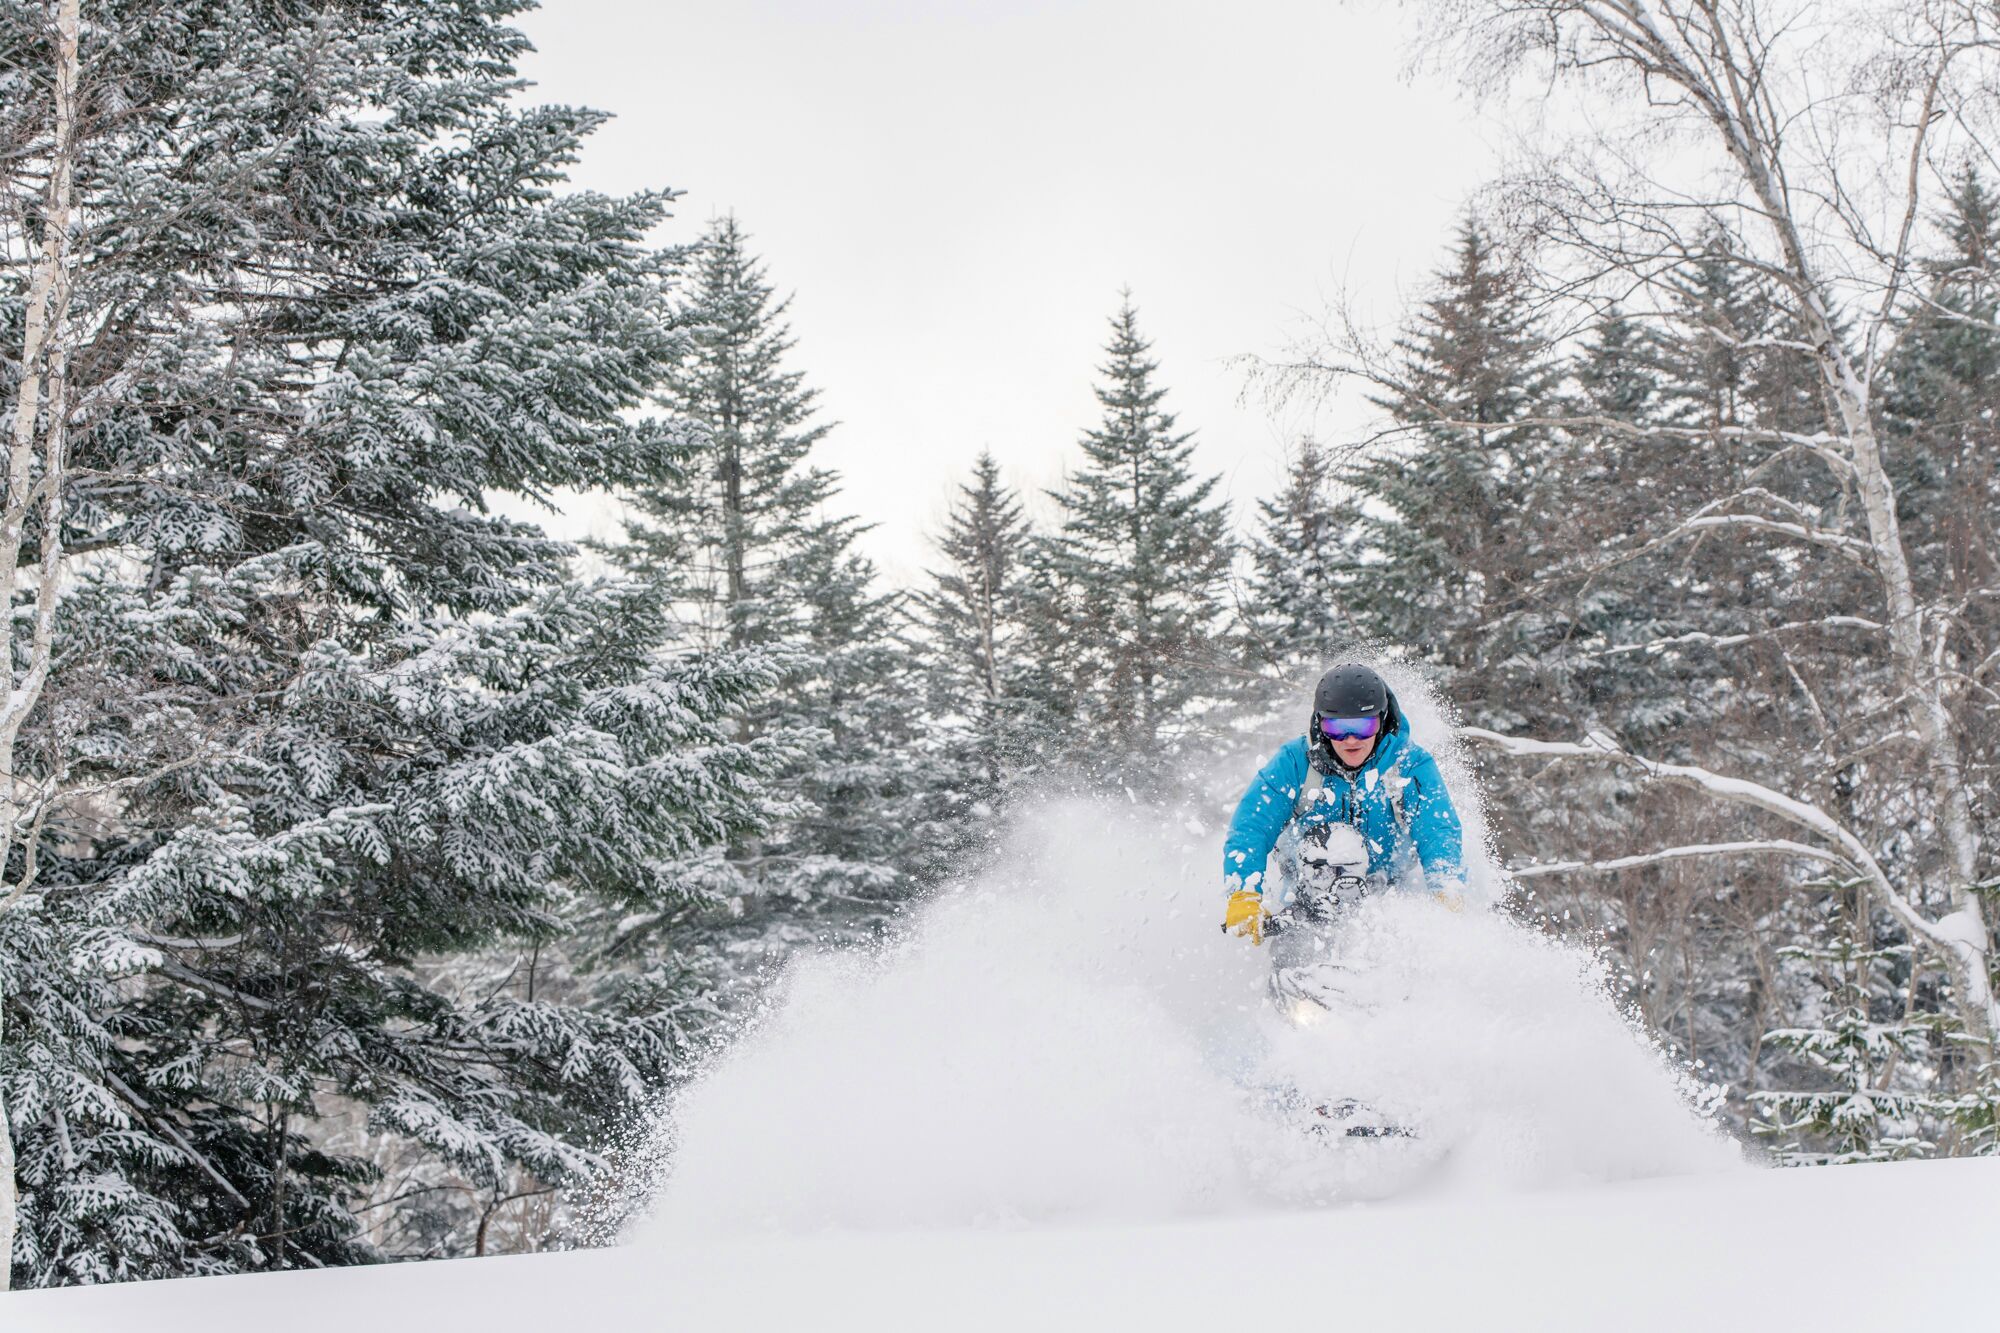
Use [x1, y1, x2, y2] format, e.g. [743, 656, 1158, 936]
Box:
[0, 0, 82, 1290]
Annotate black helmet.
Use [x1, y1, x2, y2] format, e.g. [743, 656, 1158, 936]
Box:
[1307, 663, 1399, 774]
[1314, 663, 1389, 719]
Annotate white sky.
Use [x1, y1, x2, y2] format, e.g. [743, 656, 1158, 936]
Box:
[511, 0, 1501, 584]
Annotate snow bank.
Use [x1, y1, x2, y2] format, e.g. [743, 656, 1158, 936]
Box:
[21, 1159, 1999, 1332]
[637, 787, 1737, 1240]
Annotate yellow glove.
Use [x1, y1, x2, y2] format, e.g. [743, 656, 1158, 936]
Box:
[1222, 889, 1267, 944]
[1432, 889, 1466, 913]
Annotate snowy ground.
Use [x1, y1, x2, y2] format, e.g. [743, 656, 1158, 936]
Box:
[17, 1157, 1998, 1332]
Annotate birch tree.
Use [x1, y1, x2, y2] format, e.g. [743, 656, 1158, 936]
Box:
[1379, 0, 2000, 1056]
[0, 0, 79, 1287]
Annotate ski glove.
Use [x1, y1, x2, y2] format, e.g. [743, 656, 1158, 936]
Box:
[1222, 889, 1267, 945]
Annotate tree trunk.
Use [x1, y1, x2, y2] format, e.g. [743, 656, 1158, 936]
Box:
[0, 1010, 13, 1290]
[1721, 102, 1995, 1050]
[1564, 0, 1996, 1051]
[0, 0, 82, 1289]
[1837, 401, 1993, 1048]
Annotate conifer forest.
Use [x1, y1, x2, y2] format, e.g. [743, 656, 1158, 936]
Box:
[3, 0, 1999, 1294]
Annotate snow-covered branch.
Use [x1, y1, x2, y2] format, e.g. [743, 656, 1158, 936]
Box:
[1664, 514, 1877, 564]
[1585, 616, 1885, 659]
[1462, 725, 1999, 1038]
[1510, 839, 1854, 879]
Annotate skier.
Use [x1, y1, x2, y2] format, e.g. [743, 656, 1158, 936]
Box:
[1222, 663, 1466, 944]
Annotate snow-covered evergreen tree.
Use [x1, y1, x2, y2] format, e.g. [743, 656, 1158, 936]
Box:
[0, 0, 82, 1286]
[1237, 439, 1359, 672]
[1341, 220, 1559, 728]
[607, 217, 927, 964]
[611, 216, 835, 654]
[1025, 299, 1232, 774]
[1, 0, 777, 1284]
[765, 509, 932, 917]
[1883, 171, 2000, 599]
[910, 452, 1037, 858]
[1643, 227, 1848, 755]
[1752, 920, 1942, 1165]
[1870, 172, 2000, 1153]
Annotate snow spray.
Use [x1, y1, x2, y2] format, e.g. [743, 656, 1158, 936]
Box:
[632, 664, 1741, 1239]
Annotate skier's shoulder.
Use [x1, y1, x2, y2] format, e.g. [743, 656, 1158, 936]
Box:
[1397, 737, 1440, 770]
[1260, 734, 1311, 784]
[1385, 730, 1446, 781]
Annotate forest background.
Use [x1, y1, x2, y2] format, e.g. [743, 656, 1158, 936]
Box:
[3, 0, 1997, 1290]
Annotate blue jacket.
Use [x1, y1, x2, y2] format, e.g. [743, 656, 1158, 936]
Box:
[1223, 715, 1464, 897]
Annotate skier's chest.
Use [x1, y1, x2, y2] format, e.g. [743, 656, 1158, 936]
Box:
[1297, 761, 1409, 836]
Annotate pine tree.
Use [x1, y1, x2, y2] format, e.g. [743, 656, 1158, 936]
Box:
[0, 0, 777, 1284]
[911, 452, 1036, 822]
[1873, 172, 2000, 1146]
[1027, 299, 1233, 771]
[1752, 911, 1943, 1164]
[1882, 169, 2000, 657]
[1544, 305, 1688, 742]
[1238, 438, 1358, 672]
[1491, 308, 1675, 921]
[1557, 236, 1854, 776]
[612, 216, 834, 654]
[912, 454, 1032, 780]
[1342, 219, 1559, 726]
[918, 453, 1031, 727]
[607, 218, 926, 964]
[765, 510, 931, 915]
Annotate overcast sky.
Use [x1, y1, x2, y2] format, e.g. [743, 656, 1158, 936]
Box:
[510, 0, 1500, 583]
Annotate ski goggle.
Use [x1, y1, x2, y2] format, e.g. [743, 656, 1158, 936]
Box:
[1319, 715, 1381, 741]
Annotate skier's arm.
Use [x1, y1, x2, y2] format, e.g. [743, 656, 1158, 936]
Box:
[1403, 748, 1466, 891]
[1222, 742, 1305, 896]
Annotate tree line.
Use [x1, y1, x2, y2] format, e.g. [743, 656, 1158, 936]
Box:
[0, 0, 1255, 1284]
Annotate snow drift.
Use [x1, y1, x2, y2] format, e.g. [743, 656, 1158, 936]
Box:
[637, 783, 1739, 1241]
[20, 1160, 2000, 1333]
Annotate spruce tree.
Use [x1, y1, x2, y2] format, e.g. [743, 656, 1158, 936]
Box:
[911, 452, 1036, 816]
[1874, 172, 2000, 1144]
[1493, 308, 1673, 908]
[1883, 169, 2000, 632]
[1548, 305, 1685, 741]
[1343, 219, 1558, 725]
[608, 218, 925, 960]
[1752, 916, 1943, 1164]
[612, 215, 835, 654]
[764, 510, 930, 916]
[1027, 300, 1232, 770]
[912, 454, 1032, 784]
[1238, 438, 1358, 671]
[1592, 231, 1871, 788]
[0, 0, 776, 1284]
